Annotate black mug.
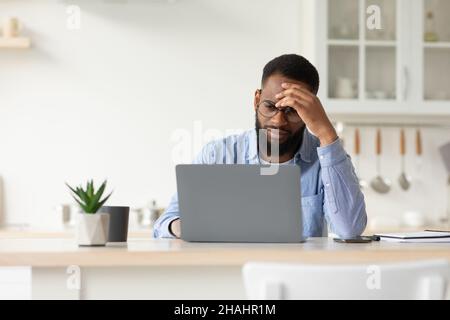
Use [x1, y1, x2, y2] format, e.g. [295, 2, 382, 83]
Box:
[99, 206, 129, 242]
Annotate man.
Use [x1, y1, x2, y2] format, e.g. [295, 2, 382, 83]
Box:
[154, 54, 367, 239]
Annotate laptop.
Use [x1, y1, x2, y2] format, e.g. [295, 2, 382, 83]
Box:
[176, 164, 304, 243]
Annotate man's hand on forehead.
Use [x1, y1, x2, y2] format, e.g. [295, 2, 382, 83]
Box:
[273, 82, 338, 147]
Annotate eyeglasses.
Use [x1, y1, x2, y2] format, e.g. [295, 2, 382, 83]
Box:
[256, 100, 302, 123]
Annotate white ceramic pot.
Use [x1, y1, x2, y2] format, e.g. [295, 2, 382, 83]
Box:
[335, 77, 356, 99]
[77, 213, 110, 246]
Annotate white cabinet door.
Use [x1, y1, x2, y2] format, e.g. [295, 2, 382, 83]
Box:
[315, 0, 450, 117]
[413, 0, 450, 114]
[317, 0, 406, 114]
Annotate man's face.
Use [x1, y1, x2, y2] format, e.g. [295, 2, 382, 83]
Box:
[254, 73, 308, 157]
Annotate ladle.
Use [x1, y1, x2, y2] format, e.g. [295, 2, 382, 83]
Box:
[370, 128, 391, 194]
[398, 128, 411, 191]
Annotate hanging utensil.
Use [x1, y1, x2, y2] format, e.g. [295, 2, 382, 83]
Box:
[354, 128, 367, 188]
[415, 128, 423, 174]
[370, 128, 391, 194]
[398, 128, 411, 190]
[398, 129, 411, 189]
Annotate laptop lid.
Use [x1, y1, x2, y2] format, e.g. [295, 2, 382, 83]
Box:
[176, 164, 304, 243]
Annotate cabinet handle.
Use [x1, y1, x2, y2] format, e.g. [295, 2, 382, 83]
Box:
[402, 66, 410, 101]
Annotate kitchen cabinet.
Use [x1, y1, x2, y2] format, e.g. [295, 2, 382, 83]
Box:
[314, 0, 450, 118]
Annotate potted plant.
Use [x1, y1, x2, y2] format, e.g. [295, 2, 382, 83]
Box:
[66, 180, 113, 246]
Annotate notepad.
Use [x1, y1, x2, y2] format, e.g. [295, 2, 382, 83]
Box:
[374, 231, 450, 243]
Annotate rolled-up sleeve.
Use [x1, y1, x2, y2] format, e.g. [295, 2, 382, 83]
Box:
[152, 193, 180, 238]
[318, 138, 367, 238]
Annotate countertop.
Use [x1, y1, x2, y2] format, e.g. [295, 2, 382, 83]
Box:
[1, 233, 450, 267]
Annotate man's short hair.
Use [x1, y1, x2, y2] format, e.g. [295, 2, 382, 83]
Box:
[262, 54, 320, 94]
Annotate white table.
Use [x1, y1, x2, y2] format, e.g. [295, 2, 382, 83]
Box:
[1, 234, 450, 299]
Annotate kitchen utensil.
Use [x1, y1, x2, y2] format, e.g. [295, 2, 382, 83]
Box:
[353, 128, 367, 188]
[137, 207, 151, 227]
[56, 204, 72, 228]
[370, 128, 391, 194]
[2, 17, 20, 38]
[398, 129, 411, 190]
[133, 200, 162, 229]
[415, 128, 423, 172]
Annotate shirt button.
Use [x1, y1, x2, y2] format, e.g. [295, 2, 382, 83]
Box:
[320, 155, 324, 160]
[325, 183, 330, 187]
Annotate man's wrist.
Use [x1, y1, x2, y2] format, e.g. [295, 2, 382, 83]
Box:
[318, 128, 338, 146]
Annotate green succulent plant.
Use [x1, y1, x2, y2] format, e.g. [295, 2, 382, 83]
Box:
[66, 180, 112, 214]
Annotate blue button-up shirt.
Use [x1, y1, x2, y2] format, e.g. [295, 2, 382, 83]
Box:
[153, 128, 367, 239]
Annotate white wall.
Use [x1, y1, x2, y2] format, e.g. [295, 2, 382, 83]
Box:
[0, 0, 302, 228]
[339, 126, 450, 229]
[1, 0, 449, 230]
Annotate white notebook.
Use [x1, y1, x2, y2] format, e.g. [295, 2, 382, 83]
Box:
[374, 231, 450, 243]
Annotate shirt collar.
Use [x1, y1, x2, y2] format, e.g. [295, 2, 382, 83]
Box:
[247, 127, 315, 164]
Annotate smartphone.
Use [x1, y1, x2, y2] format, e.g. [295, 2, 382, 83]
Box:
[333, 236, 373, 243]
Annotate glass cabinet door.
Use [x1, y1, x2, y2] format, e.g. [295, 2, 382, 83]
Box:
[326, 0, 398, 101]
[327, 0, 360, 99]
[365, 0, 397, 100]
[365, 0, 396, 41]
[328, 45, 359, 99]
[328, 0, 359, 40]
[423, 0, 450, 101]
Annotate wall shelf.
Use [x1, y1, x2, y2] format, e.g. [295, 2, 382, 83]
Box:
[423, 42, 450, 49]
[327, 39, 359, 46]
[0, 37, 31, 49]
[365, 40, 396, 47]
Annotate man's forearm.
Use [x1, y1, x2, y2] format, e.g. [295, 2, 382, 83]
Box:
[153, 193, 180, 238]
[318, 139, 367, 238]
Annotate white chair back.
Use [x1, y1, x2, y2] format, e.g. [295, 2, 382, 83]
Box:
[243, 260, 449, 299]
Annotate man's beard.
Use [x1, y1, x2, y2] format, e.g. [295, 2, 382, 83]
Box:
[255, 114, 305, 159]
